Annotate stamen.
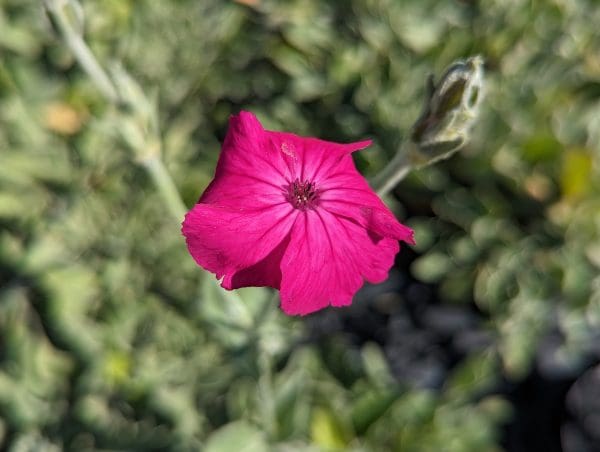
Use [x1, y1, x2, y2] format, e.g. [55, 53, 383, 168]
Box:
[286, 178, 319, 210]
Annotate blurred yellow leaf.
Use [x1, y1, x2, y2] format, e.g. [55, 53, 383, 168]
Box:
[104, 351, 131, 385]
[310, 407, 348, 450]
[42, 102, 85, 135]
[560, 148, 592, 199]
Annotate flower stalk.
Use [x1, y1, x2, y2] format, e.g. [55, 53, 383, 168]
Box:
[44, 0, 187, 222]
[44, 0, 119, 104]
[369, 142, 412, 197]
[140, 153, 188, 221]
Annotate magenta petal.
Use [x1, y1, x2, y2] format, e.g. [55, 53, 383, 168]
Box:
[324, 211, 401, 284]
[267, 132, 373, 184]
[338, 139, 373, 154]
[320, 174, 415, 244]
[279, 212, 359, 315]
[201, 112, 290, 207]
[279, 208, 401, 316]
[182, 203, 296, 289]
[227, 235, 290, 290]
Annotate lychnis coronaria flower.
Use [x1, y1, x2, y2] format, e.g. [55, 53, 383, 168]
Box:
[182, 111, 414, 316]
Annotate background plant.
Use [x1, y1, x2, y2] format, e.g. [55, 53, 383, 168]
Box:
[0, 0, 599, 450]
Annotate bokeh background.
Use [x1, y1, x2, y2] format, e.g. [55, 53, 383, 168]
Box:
[1, 0, 600, 450]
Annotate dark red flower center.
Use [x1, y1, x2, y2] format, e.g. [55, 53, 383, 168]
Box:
[286, 178, 319, 210]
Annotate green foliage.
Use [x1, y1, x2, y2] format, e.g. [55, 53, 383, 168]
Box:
[1, 0, 599, 450]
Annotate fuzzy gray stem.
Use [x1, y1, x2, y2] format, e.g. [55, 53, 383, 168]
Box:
[369, 143, 413, 197]
[45, 0, 188, 224]
[45, 0, 119, 103]
[141, 156, 188, 222]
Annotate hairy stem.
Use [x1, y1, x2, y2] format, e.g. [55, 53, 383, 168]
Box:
[369, 142, 413, 197]
[257, 350, 277, 439]
[44, 0, 119, 103]
[141, 155, 188, 221]
[45, 0, 187, 223]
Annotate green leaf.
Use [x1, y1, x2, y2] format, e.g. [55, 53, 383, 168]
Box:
[204, 421, 268, 452]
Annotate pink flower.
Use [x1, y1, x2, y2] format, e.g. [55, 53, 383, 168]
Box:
[182, 111, 414, 316]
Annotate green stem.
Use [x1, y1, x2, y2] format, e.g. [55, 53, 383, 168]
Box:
[369, 142, 413, 197]
[44, 0, 119, 103]
[257, 350, 276, 439]
[45, 0, 188, 223]
[141, 156, 188, 222]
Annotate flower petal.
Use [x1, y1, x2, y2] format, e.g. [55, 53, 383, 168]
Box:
[279, 212, 355, 315]
[319, 173, 414, 244]
[201, 112, 290, 207]
[227, 235, 291, 290]
[268, 131, 372, 184]
[182, 202, 296, 289]
[279, 209, 401, 316]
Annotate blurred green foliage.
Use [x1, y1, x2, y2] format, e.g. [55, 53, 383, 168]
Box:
[1, 0, 599, 450]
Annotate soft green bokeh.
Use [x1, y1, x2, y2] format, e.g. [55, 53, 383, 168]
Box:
[1, 0, 599, 450]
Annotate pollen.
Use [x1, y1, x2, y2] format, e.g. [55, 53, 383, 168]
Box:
[286, 178, 319, 210]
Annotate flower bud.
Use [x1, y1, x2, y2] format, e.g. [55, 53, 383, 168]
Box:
[410, 55, 484, 165]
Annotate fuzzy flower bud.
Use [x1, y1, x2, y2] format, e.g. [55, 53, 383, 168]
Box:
[410, 55, 484, 165]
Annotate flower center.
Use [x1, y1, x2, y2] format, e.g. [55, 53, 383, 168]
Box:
[286, 178, 319, 210]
